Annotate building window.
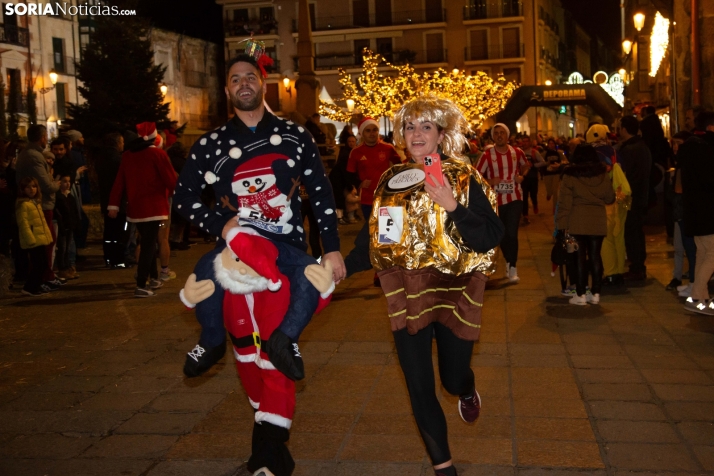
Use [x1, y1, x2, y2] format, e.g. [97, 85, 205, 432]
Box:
[6, 68, 21, 111]
[376, 37, 393, 62]
[53, 37, 65, 73]
[265, 82, 279, 112]
[501, 27, 521, 58]
[354, 39, 370, 65]
[352, 0, 369, 28]
[469, 29, 489, 60]
[425, 32, 445, 63]
[503, 66, 521, 83]
[375, 0, 391, 26]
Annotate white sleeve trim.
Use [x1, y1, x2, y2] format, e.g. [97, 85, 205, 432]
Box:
[179, 289, 196, 309]
[320, 281, 335, 299]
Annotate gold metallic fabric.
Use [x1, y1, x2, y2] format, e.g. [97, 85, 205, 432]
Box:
[369, 158, 498, 276]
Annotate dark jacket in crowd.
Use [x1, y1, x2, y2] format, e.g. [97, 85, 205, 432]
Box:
[556, 163, 615, 236]
[328, 145, 359, 209]
[678, 131, 714, 236]
[305, 120, 326, 144]
[618, 136, 652, 212]
[54, 191, 79, 233]
[53, 154, 78, 183]
[95, 146, 124, 213]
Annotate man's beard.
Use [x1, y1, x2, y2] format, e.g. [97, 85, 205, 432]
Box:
[231, 88, 263, 112]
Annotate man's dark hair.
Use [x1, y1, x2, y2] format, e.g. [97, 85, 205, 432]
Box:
[643, 105, 656, 117]
[226, 54, 262, 79]
[27, 124, 46, 143]
[695, 111, 714, 131]
[50, 137, 69, 149]
[311, 113, 320, 119]
[59, 173, 72, 180]
[620, 115, 639, 136]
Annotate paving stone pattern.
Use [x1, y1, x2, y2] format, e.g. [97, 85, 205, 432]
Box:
[1, 201, 714, 475]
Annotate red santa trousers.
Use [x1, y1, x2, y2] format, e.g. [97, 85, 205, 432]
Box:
[223, 287, 295, 429]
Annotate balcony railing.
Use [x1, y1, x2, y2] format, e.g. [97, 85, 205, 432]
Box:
[292, 8, 446, 32]
[463, 1, 523, 20]
[0, 25, 29, 47]
[540, 47, 560, 69]
[225, 19, 277, 37]
[464, 43, 525, 61]
[311, 48, 447, 70]
[48, 54, 77, 76]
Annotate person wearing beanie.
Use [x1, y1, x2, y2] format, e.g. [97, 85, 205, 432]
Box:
[108, 122, 177, 297]
[173, 53, 346, 384]
[475, 123, 530, 283]
[344, 117, 402, 286]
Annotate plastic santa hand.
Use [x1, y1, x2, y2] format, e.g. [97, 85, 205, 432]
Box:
[304, 261, 335, 296]
[181, 273, 215, 307]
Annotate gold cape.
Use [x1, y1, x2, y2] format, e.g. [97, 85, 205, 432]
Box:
[369, 158, 498, 276]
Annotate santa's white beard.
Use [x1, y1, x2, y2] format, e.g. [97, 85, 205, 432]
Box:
[214, 255, 270, 294]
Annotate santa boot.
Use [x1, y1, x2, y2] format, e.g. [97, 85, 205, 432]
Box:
[247, 422, 295, 476]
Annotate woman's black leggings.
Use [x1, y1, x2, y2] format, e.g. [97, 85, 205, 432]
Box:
[573, 234, 605, 296]
[392, 322, 475, 466]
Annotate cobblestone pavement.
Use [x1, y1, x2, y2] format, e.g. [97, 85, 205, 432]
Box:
[1, 205, 713, 476]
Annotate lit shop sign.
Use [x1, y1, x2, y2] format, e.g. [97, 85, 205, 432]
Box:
[565, 72, 624, 107]
[543, 89, 586, 101]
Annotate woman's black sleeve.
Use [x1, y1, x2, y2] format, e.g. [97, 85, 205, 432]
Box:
[447, 176, 504, 252]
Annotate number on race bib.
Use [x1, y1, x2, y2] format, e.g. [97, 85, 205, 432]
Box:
[495, 180, 515, 194]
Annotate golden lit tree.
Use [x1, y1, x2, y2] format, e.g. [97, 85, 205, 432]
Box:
[320, 50, 518, 128]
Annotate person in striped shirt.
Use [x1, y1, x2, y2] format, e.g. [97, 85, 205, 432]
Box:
[475, 123, 530, 282]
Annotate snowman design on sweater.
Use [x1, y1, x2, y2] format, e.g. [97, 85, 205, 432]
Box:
[231, 153, 295, 234]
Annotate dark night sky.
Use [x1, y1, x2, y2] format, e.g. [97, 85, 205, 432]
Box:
[135, 0, 224, 44]
[561, 0, 622, 51]
[135, 0, 622, 54]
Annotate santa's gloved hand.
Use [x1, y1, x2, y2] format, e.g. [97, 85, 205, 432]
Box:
[265, 330, 304, 381]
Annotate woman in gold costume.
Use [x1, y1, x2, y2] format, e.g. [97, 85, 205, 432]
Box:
[348, 95, 503, 476]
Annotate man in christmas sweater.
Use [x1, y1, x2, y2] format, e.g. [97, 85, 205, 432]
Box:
[174, 53, 346, 379]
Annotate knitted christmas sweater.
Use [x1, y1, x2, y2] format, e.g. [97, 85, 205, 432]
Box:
[174, 112, 339, 253]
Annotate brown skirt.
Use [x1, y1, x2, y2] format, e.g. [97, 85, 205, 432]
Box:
[377, 266, 487, 341]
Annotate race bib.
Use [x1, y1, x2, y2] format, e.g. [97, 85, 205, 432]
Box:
[495, 180, 515, 194]
[378, 207, 404, 244]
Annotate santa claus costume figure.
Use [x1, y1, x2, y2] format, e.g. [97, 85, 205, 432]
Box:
[180, 228, 333, 476]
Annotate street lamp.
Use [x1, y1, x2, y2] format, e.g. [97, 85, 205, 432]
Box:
[346, 98, 355, 113]
[545, 79, 552, 86]
[282, 77, 292, 96]
[160, 84, 168, 96]
[622, 39, 632, 55]
[39, 69, 58, 94]
[633, 12, 645, 31]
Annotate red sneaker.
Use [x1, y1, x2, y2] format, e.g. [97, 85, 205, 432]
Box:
[458, 389, 481, 423]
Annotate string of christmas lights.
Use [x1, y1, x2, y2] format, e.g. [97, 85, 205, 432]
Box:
[319, 49, 519, 128]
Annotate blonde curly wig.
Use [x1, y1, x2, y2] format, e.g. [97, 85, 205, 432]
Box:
[393, 95, 472, 162]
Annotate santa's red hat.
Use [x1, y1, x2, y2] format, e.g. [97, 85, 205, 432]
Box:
[358, 117, 379, 136]
[233, 153, 289, 183]
[136, 122, 158, 142]
[225, 227, 282, 291]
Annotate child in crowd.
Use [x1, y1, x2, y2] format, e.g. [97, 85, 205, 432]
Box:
[54, 175, 80, 280]
[16, 177, 53, 296]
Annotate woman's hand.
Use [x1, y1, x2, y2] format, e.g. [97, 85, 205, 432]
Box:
[424, 173, 457, 212]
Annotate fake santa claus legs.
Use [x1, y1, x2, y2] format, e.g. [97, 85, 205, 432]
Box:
[181, 229, 333, 476]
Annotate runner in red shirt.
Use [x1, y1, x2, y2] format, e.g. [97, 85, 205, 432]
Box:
[476, 123, 529, 283]
[345, 117, 401, 286]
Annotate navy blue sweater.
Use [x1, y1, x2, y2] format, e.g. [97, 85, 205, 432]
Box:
[174, 112, 340, 253]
